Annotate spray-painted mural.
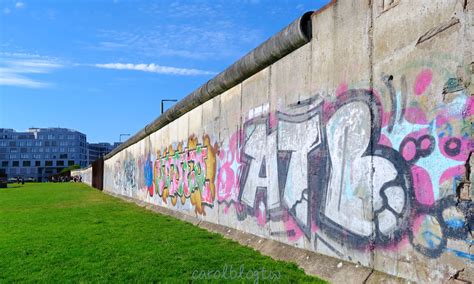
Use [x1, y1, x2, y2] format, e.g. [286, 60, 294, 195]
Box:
[104, 64, 472, 264]
[105, 135, 218, 215]
[152, 135, 218, 215]
[102, 36, 473, 281]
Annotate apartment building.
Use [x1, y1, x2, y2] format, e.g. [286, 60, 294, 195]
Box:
[0, 128, 87, 181]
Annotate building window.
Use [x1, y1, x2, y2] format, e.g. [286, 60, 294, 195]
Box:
[20, 154, 29, 159]
[60, 141, 67, 146]
[0, 141, 6, 146]
[67, 135, 74, 140]
[35, 141, 42, 146]
[45, 148, 50, 153]
[10, 154, 17, 159]
[19, 141, 26, 146]
[33, 154, 41, 159]
[23, 161, 31, 167]
[10, 148, 18, 153]
[56, 160, 64, 166]
[1, 161, 8, 167]
[39, 148, 44, 153]
[52, 148, 58, 153]
[68, 160, 74, 166]
[12, 161, 19, 167]
[35, 161, 41, 167]
[39, 135, 44, 140]
[47, 134, 54, 139]
[45, 161, 53, 167]
[59, 135, 64, 139]
[26, 141, 33, 146]
[68, 148, 76, 153]
[45, 141, 50, 146]
[60, 154, 67, 159]
[44, 154, 50, 159]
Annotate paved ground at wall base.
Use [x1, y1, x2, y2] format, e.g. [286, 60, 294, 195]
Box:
[108, 192, 411, 283]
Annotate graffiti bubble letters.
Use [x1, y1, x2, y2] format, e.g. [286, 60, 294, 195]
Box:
[153, 135, 218, 215]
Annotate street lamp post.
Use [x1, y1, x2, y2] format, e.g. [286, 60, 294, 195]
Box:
[119, 134, 131, 142]
[161, 99, 178, 114]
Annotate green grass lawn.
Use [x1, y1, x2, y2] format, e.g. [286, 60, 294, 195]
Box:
[0, 183, 325, 283]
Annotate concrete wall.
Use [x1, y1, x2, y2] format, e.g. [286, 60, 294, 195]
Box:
[72, 167, 92, 187]
[102, 0, 473, 282]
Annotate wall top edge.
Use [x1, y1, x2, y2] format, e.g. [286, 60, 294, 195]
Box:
[104, 10, 316, 160]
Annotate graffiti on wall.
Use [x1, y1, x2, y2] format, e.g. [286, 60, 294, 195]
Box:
[152, 135, 218, 215]
[216, 67, 472, 260]
[105, 63, 472, 262]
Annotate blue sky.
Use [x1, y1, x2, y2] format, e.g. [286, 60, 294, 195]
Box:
[0, 0, 329, 143]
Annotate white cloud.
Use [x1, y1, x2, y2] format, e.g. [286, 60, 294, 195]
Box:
[0, 53, 62, 88]
[0, 71, 49, 88]
[15, 2, 25, 9]
[94, 63, 216, 76]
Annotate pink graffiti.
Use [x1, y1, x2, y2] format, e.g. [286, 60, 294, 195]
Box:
[254, 192, 267, 227]
[335, 83, 348, 97]
[412, 165, 434, 206]
[217, 132, 244, 203]
[268, 111, 278, 129]
[283, 212, 304, 242]
[439, 136, 470, 161]
[414, 69, 432, 95]
[440, 165, 465, 185]
[464, 96, 474, 117]
[404, 107, 428, 124]
[401, 139, 417, 161]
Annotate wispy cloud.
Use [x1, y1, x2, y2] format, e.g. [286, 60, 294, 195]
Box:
[0, 71, 49, 88]
[15, 2, 25, 9]
[94, 63, 216, 76]
[0, 53, 62, 88]
[3, 7, 10, 14]
[91, 1, 264, 61]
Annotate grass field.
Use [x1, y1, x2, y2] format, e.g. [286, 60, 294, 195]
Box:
[0, 183, 325, 283]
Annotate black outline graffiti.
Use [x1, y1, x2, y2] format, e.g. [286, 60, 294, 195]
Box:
[444, 137, 462, 157]
[236, 101, 322, 238]
[408, 195, 471, 258]
[312, 90, 413, 249]
[220, 88, 471, 260]
[399, 134, 435, 165]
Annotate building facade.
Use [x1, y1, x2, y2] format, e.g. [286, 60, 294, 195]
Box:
[87, 142, 122, 164]
[0, 128, 87, 181]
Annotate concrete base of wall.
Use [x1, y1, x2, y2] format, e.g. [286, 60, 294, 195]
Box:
[107, 191, 410, 284]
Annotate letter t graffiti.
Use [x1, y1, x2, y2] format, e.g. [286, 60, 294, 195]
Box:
[278, 113, 321, 233]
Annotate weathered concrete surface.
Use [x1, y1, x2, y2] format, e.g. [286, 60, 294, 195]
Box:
[97, 0, 473, 282]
